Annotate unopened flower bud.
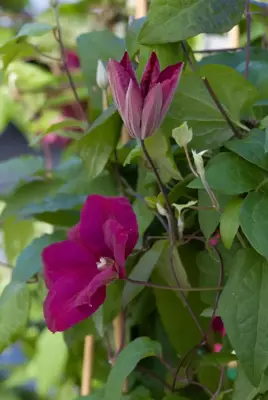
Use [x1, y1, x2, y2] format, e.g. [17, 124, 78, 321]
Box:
[172, 122, 193, 147]
[156, 202, 168, 217]
[192, 149, 207, 179]
[96, 60, 108, 90]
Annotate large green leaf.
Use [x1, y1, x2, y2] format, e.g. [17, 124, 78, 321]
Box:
[77, 30, 124, 92]
[12, 232, 64, 283]
[189, 153, 267, 194]
[0, 282, 30, 352]
[219, 249, 268, 386]
[31, 329, 68, 395]
[139, 0, 245, 44]
[161, 66, 258, 149]
[152, 274, 202, 355]
[122, 240, 166, 308]
[145, 131, 182, 182]
[126, 17, 146, 57]
[220, 197, 243, 249]
[16, 22, 53, 37]
[0, 155, 44, 196]
[104, 337, 161, 400]
[226, 129, 268, 172]
[74, 107, 122, 180]
[240, 192, 268, 258]
[198, 190, 231, 239]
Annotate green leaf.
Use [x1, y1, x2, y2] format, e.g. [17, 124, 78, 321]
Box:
[77, 30, 124, 92]
[32, 329, 68, 395]
[226, 129, 268, 172]
[0, 155, 44, 195]
[122, 240, 166, 308]
[189, 153, 267, 194]
[233, 369, 259, 400]
[0, 282, 30, 352]
[145, 131, 182, 182]
[0, 41, 35, 68]
[155, 243, 190, 291]
[12, 232, 64, 283]
[104, 337, 161, 400]
[64, 318, 96, 348]
[152, 274, 202, 355]
[16, 22, 53, 37]
[219, 249, 268, 386]
[31, 118, 86, 145]
[139, 0, 245, 45]
[103, 281, 124, 325]
[240, 191, 268, 258]
[220, 197, 243, 249]
[161, 66, 258, 150]
[198, 190, 231, 239]
[126, 17, 146, 57]
[74, 107, 121, 180]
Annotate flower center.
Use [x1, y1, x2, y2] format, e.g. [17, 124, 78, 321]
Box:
[96, 257, 115, 271]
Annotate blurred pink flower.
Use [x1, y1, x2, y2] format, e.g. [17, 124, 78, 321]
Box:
[214, 343, 222, 353]
[212, 316, 226, 336]
[42, 195, 138, 333]
[209, 231, 220, 247]
[107, 51, 183, 139]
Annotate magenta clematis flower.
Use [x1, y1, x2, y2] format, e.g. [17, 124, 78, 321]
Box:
[42, 195, 138, 333]
[212, 316, 226, 336]
[107, 51, 183, 139]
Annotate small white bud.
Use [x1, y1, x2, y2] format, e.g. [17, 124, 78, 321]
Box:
[172, 122, 193, 147]
[96, 60, 108, 90]
[156, 202, 168, 217]
[192, 149, 207, 179]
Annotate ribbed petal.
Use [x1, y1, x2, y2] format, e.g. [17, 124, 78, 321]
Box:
[141, 83, 163, 139]
[107, 60, 132, 115]
[158, 62, 184, 121]
[125, 79, 143, 138]
[104, 219, 128, 275]
[44, 274, 106, 333]
[120, 51, 137, 82]
[75, 267, 115, 306]
[140, 52, 160, 99]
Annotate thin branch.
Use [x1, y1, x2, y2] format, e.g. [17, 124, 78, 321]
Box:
[194, 47, 244, 54]
[212, 366, 225, 400]
[51, 0, 89, 124]
[245, 0, 251, 79]
[124, 277, 223, 292]
[181, 41, 243, 139]
[210, 247, 224, 324]
[140, 140, 204, 337]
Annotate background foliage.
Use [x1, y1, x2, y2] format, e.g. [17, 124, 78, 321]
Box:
[0, 0, 268, 399]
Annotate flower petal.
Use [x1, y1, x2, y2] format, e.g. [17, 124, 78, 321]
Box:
[158, 62, 184, 120]
[125, 79, 143, 138]
[79, 195, 138, 258]
[140, 52, 160, 99]
[104, 219, 128, 275]
[42, 240, 97, 288]
[141, 83, 163, 139]
[107, 59, 132, 115]
[120, 51, 137, 82]
[44, 275, 106, 333]
[76, 267, 115, 306]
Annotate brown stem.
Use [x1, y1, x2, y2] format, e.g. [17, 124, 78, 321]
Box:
[124, 277, 223, 292]
[51, 0, 89, 124]
[80, 335, 94, 396]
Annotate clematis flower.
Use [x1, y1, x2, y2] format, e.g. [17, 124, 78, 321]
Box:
[212, 316, 226, 336]
[42, 195, 138, 333]
[107, 51, 183, 139]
